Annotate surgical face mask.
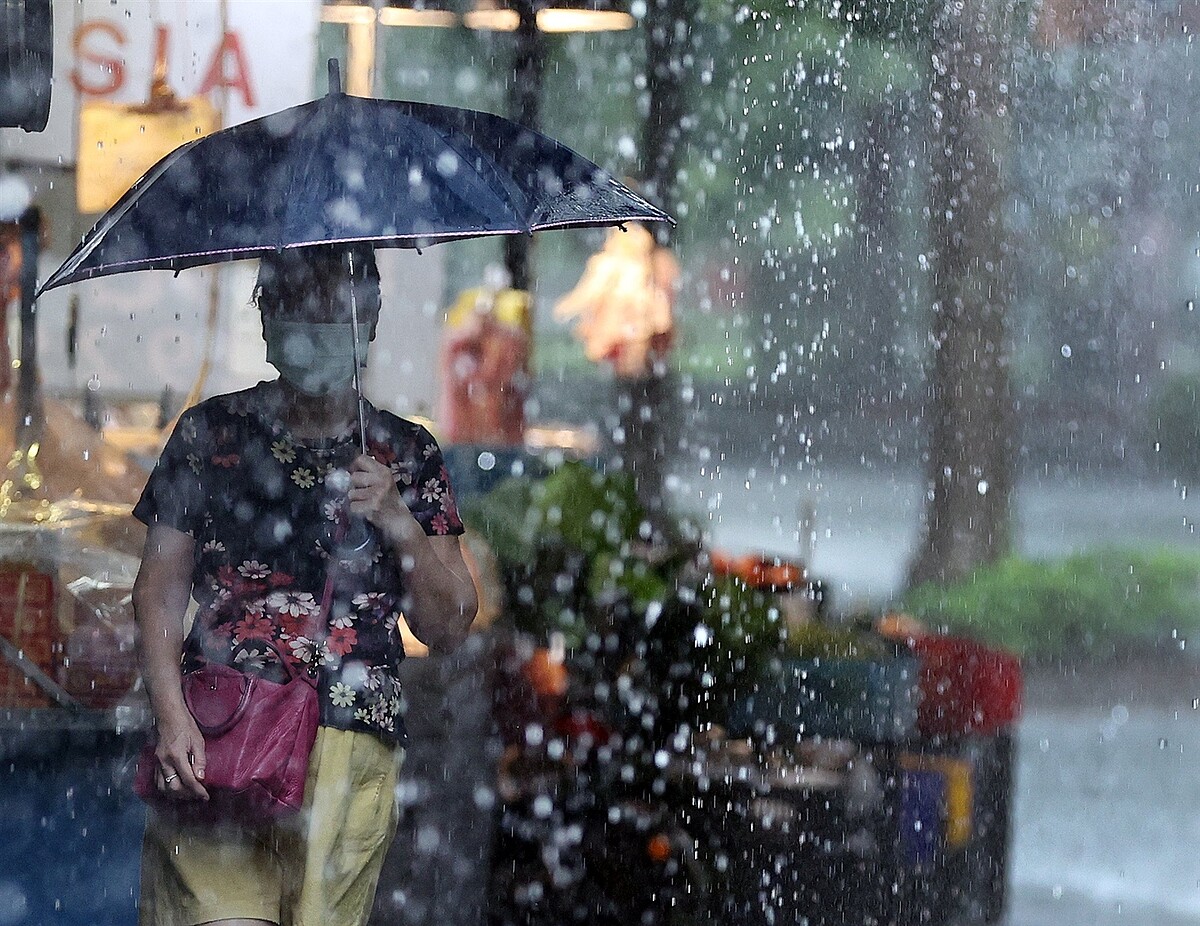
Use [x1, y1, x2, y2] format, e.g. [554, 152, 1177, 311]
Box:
[263, 321, 372, 397]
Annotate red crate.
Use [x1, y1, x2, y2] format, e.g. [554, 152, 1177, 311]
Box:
[911, 636, 1022, 738]
[0, 564, 61, 708]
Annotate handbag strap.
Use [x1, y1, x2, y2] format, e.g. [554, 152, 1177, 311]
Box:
[300, 516, 349, 674]
[184, 667, 255, 736]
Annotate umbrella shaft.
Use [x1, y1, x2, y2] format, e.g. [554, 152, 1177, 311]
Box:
[348, 252, 367, 454]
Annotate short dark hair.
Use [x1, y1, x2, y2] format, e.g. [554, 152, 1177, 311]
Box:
[253, 244, 380, 325]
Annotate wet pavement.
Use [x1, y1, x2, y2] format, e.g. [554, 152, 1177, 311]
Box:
[1008, 693, 1200, 926]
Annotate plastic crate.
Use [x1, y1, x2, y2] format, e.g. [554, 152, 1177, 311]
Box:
[729, 656, 920, 743]
[911, 637, 1022, 738]
[441, 445, 545, 503]
[900, 751, 974, 853]
[0, 565, 60, 708]
[900, 764, 944, 866]
[0, 728, 144, 925]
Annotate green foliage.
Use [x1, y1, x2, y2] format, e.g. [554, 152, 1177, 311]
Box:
[700, 0, 931, 44]
[460, 474, 539, 565]
[680, 3, 919, 260]
[783, 621, 890, 660]
[1147, 374, 1200, 480]
[529, 462, 644, 557]
[463, 463, 665, 644]
[702, 575, 783, 656]
[463, 462, 644, 561]
[589, 551, 671, 611]
[692, 576, 781, 716]
[902, 550, 1200, 657]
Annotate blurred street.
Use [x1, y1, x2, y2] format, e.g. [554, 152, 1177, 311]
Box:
[681, 467, 1199, 606]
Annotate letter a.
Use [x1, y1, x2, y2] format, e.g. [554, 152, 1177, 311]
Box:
[199, 31, 256, 109]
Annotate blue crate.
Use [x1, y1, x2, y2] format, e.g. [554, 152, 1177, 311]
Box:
[441, 445, 547, 504]
[0, 727, 145, 926]
[901, 766, 945, 867]
[728, 656, 920, 743]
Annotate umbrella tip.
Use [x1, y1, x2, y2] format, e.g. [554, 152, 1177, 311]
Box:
[327, 59, 343, 96]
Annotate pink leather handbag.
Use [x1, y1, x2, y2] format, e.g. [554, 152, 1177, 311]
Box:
[134, 655, 319, 823]
[135, 567, 335, 824]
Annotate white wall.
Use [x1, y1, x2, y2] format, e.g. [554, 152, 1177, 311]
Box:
[4, 0, 448, 419]
[1, 0, 325, 165]
[32, 244, 445, 419]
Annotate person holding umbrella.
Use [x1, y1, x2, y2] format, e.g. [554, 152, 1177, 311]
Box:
[36, 61, 672, 926]
[131, 243, 478, 926]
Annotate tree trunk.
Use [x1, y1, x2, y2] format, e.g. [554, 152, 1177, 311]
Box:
[502, 0, 545, 293]
[641, 0, 691, 234]
[619, 0, 694, 532]
[908, 0, 1017, 587]
[852, 98, 907, 400]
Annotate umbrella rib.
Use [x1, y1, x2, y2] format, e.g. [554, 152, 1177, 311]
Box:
[402, 115, 531, 228]
[38, 140, 203, 294]
[532, 214, 674, 232]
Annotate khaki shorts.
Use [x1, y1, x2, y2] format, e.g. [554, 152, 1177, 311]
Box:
[139, 727, 404, 926]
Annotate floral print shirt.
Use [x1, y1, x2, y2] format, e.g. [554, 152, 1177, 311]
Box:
[132, 383, 464, 745]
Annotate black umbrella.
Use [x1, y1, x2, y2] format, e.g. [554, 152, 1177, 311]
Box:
[40, 61, 671, 293]
[41, 61, 672, 452]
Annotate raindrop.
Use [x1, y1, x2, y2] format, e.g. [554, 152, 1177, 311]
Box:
[0, 881, 28, 925]
[435, 151, 458, 177]
[1060, 345, 1072, 359]
[416, 824, 442, 853]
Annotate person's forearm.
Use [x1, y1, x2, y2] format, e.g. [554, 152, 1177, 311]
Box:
[132, 589, 190, 724]
[384, 516, 478, 652]
[132, 532, 210, 799]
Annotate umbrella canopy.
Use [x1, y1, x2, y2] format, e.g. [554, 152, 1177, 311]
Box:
[40, 64, 671, 294]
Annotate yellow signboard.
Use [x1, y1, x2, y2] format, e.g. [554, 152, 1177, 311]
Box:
[77, 94, 218, 214]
